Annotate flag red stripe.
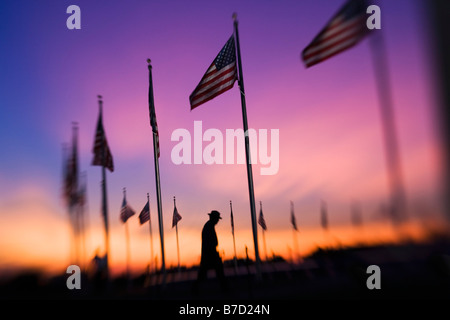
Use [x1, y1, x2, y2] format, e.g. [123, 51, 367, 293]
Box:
[314, 15, 362, 43]
[303, 16, 365, 59]
[194, 62, 236, 92]
[139, 212, 150, 224]
[190, 81, 235, 109]
[92, 112, 114, 172]
[190, 74, 236, 106]
[301, 0, 369, 68]
[304, 37, 360, 67]
[195, 66, 236, 97]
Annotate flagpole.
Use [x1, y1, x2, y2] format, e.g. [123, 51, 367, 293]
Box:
[174, 196, 181, 273]
[176, 223, 180, 272]
[147, 59, 166, 286]
[260, 201, 268, 263]
[291, 201, 300, 265]
[147, 193, 154, 274]
[369, 31, 407, 225]
[123, 188, 131, 279]
[79, 170, 88, 271]
[98, 95, 110, 279]
[292, 228, 297, 265]
[71, 123, 81, 267]
[262, 229, 268, 263]
[230, 200, 238, 274]
[233, 13, 261, 280]
[62, 142, 75, 265]
[74, 123, 82, 267]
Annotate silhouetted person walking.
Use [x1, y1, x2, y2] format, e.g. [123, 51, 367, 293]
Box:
[193, 210, 228, 293]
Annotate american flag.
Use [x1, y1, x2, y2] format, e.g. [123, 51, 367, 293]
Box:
[92, 106, 114, 172]
[302, 0, 369, 68]
[148, 69, 160, 158]
[153, 122, 160, 159]
[321, 201, 328, 230]
[64, 127, 78, 206]
[172, 204, 182, 228]
[258, 203, 267, 231]
[120, 194, 136, 223]
[290, 201, 298, 231]
[189, 35, 237, 110]
[230, 201, 235, 235]
[139, 200, 150, 225]
[78, 174, 86, 207]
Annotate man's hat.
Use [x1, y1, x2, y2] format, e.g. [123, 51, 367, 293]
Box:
[208, 210, 222, 219]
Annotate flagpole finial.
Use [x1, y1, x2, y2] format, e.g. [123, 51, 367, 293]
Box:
[97, 95, 103, 111]
[97, 95, 103, 113]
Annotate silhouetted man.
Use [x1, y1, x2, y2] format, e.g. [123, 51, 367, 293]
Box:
[193, 210, 228, 293]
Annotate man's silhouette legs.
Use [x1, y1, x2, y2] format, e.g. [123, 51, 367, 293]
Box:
[192, 261, 228, 294]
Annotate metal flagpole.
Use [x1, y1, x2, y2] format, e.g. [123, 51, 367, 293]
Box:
[123, 188, 131, 279]
[292, 228, 298, 264]
[369, 32, 407, 225]
[101, 142, 110, 275]
[260, 201, 268, 262]
[98, 95, 110, 279]
[147, 193, 154, 273]
[174, 196, 180, 272]
[176, 223, 180, 272]
[291, 201, 300, 264]
[62, 142, 75, 264]
[320, 200, 329, 245]
[233, 13, 262, 280]
[72, 123, 81, 267]
[230, 200, 238, 273]
[147, 59, 166, 286]
[125, 216, 131, 278]
[79, 171, 88, 271]
[262, 229, 268, 263]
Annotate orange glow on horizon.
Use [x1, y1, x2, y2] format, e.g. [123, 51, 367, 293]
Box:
[1, 196, 446, 279]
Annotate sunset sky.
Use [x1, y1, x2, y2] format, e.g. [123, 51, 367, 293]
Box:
[0, 0, 445, 277]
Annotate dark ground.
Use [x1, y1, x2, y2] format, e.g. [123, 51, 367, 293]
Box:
[2, 238, 450, 301]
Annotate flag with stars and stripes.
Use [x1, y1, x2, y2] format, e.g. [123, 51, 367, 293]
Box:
[189, 35, 237, 110]
[139, 200, 150, 225]
[172, 204, 182, 228]
[92, 107, 114, 172]
[290, 201, 298, 231]
[230, 203, 235, 235]
[64, 127, 79, 207]
[258, 205, 267, 231]
[302, 0, 370, 68]
[148, 66, 160, 158]
[120, 194, 135, 223]
[321, 201, 328, 230]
